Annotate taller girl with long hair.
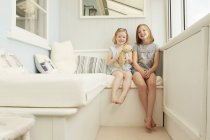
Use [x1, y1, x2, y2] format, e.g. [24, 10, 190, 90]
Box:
[132, 24, 160, 130]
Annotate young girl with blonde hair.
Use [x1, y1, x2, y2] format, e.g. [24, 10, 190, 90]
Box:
[107, 28, 133, 104]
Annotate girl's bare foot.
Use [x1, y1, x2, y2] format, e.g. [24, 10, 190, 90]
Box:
[146, 121, 152, 130]
[144, 118, 156, 128]
[116, 95, 127, 104]
[111, 96, 118, 104]
[144, 118, 152, 130]
[151, 119, 156, 128]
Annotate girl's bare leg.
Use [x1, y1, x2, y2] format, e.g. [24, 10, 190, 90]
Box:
[145, 73, 156, 129]
[118, 71, 132, 104]
[111, 71, 123, 103]
[133, 72, 148, 121]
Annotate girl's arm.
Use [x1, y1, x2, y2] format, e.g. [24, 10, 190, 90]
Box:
[132, 51, 145, 75]
[149, 51, 160, 73]
[144, 51, 160, 78]
[107, 49, 117, 65]
[127, 51, 133, 64]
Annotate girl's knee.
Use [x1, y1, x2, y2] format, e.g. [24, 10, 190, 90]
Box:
[136, 82, 147, 90]
[149, 82, 156, 87]
[148, 81, 156, 88]
[132, 72, 141, 81]
[147, 75, 156, 88]
[124, 72, 132, 80]
[114, 71, 123, 79]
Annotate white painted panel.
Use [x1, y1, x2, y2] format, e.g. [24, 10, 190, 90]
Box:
[164, 28, 208, 139]
[165, 116, 193, 140]
[207, 27, 210, 140]
[30, 117, 53, 140]
[66, 97, 100, 140]
[100, 88, 163, 127]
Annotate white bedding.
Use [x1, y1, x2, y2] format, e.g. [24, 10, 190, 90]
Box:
[0, 73, 107, 107]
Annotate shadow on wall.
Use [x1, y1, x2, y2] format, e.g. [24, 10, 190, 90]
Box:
[156, 51, 163, 77]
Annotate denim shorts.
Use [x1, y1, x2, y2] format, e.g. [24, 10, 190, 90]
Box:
[131, 67, 137, 75]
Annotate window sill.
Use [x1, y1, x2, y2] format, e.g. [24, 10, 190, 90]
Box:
[7, 28, 50, 50]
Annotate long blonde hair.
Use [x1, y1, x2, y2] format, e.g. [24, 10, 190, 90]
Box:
[112, 28, 129, 45]
[136, 24, 154, 45]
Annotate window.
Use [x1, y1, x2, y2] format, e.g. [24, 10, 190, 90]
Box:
[167, 0, 210, 40]
[8, 0, 50, 50]
[184, 0, 210, 28]
[167, 0, 185, 39]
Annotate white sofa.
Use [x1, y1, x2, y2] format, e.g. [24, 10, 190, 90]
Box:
[0, 45, 163, 140]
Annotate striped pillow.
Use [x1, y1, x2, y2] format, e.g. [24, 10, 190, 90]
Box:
[76, 55, 106, 73]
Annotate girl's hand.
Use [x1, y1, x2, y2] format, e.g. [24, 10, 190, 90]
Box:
[125, 53, 130, 61]
[139, 69, 146, 77]
[126, 53, 132, 64]
[125, 53, 129, 60]
[144, 69, 152, 79]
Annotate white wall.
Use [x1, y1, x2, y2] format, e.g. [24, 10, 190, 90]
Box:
[0, 0, 166, 72]
[0, 0, 60, 73]
[59, 0, 166, 50]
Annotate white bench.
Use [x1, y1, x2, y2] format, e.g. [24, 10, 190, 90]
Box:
[74, 49, 163, 127]
[0, 49, 163, 140]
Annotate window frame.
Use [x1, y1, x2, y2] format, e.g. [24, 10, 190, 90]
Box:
[8, 0, 50, 50]
[167, 0, 186, 40]
[167, 0, 210, 40]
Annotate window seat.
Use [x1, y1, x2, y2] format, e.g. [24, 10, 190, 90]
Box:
[0, 73, 107, 107]
[0, 47, 164, 140]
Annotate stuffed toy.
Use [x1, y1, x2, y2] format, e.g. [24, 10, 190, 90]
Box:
[115, 45, 132, 69]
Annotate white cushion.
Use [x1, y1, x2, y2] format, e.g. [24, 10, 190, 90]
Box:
[0, 73, 107, 107]
[51, 41, 77, 74]
[105, 75, 163, 88]
[0, 49, 27, 74]
[156, 75, 163, 86]
[34, 54, 57, 74]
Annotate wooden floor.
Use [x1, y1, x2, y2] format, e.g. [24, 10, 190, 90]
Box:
[96, 126, 172, 140]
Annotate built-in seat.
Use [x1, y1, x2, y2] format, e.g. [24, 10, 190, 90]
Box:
[0, 73, 107, 107]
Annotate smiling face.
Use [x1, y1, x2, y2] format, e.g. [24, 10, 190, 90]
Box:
[116, 31, 127, 46]
[138, 25, 149, 41]
[136, 24, 154, 44]
[112, 28, 129, 45]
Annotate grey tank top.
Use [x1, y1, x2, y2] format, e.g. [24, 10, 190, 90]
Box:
[133, 43, 159, 69]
